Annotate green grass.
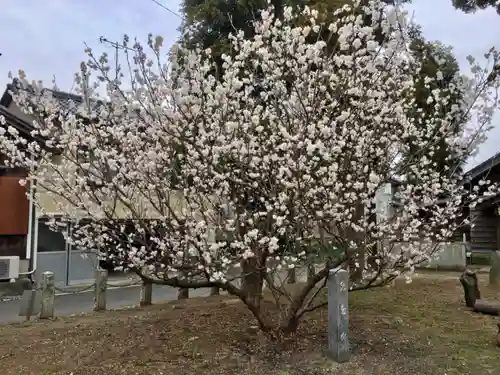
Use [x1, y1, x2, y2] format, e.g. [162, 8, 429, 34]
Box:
[2, 273, 500, 375]
[344, 276, 500, 374]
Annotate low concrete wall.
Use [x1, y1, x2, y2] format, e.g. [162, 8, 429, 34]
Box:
[419, 242, 467, 271]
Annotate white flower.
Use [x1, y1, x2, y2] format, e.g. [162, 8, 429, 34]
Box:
[0, 0, 497, 329]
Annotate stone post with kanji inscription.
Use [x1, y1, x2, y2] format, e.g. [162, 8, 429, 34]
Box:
[326, 268, 350, 362]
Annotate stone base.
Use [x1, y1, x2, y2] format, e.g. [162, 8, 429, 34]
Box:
[0, 277, 33, 297]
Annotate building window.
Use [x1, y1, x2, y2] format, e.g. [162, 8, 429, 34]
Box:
[37, 219, 67, 253]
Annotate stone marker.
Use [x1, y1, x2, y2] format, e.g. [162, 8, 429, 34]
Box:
[326, 268, 350, 363]
[94, 269, 108, 311]
[40, 271, 55, 319]
[489, 251, 500, 287]
[140, 281, 153, 306]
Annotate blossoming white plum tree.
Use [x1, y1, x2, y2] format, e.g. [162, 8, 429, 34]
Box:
[1, 1, 499, 334]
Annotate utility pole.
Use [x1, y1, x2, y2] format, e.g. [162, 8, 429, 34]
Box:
[99, 37, 120, 81]
[98, 37, 136, 83]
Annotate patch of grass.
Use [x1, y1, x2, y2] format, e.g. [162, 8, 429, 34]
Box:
[346, 275, 500, 374]
[0, 274, 499, 374]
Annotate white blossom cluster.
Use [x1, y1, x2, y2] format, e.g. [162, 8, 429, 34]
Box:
[1, 0, 499, 290]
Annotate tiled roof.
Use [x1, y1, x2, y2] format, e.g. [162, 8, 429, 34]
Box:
[1, 79, 106, 118]
[0, 105, 56, 152]
[465, 151, 500, 182]
[0, 105, 35, 138]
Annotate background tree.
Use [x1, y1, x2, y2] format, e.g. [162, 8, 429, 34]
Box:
[406, 26, 466, 177]
[180, 0, 464, 175]
[451, 0, 500, 14]
[450, 1, 500, 86]
[178, 0, 411, 74]
[1, 1, 499, 336]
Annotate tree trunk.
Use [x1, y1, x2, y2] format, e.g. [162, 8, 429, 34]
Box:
[241, 258, 264, 310]
[281, 267, 330, 334]
[459, 269, 481, 308]
[177, 287, 189, 300]
[280, 318, 299, 335]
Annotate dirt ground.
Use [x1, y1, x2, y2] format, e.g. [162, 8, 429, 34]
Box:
[1, 273, 500, 375]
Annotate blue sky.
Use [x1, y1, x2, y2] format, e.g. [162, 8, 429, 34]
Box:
[1, 0, 499, 168]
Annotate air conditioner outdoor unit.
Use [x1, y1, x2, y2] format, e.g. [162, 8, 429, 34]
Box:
[0, 256, 20, 280]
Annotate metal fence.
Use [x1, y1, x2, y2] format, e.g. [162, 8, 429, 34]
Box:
[36, 250, 98, 285]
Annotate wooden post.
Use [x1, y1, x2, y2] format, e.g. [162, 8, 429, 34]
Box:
[326, 268, 350, 363]
[39, 271, 55, 319]
[19, 289, 41, 321]
[177, 259, 189, 299]
[26, 290, 35, 321]
[94, 269, 108, 311]
[287, 268, 297, 284]
[307, 264, 316, 282]
[177, 287, 189, 300]
[140, 281, 153, 306]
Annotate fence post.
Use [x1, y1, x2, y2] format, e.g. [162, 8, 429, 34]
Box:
[287, 268, 297, 284]
[94, 269, 108, 311]
[177, 269, 189, 299]
[40, 271, 55, 319]
[326, 268, 350, 363]
[307, 264, 316, 282]
[140, 281, 153, 306]
[177, 287, 189, 300]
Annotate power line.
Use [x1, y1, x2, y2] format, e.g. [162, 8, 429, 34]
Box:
[99, 37, 136, 52]
[150, 0, 183, 18]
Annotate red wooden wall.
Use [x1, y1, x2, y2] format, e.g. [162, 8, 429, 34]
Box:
[0, 176, 29, 235]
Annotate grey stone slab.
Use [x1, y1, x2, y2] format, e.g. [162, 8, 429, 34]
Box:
[326, 268, 350, 363]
